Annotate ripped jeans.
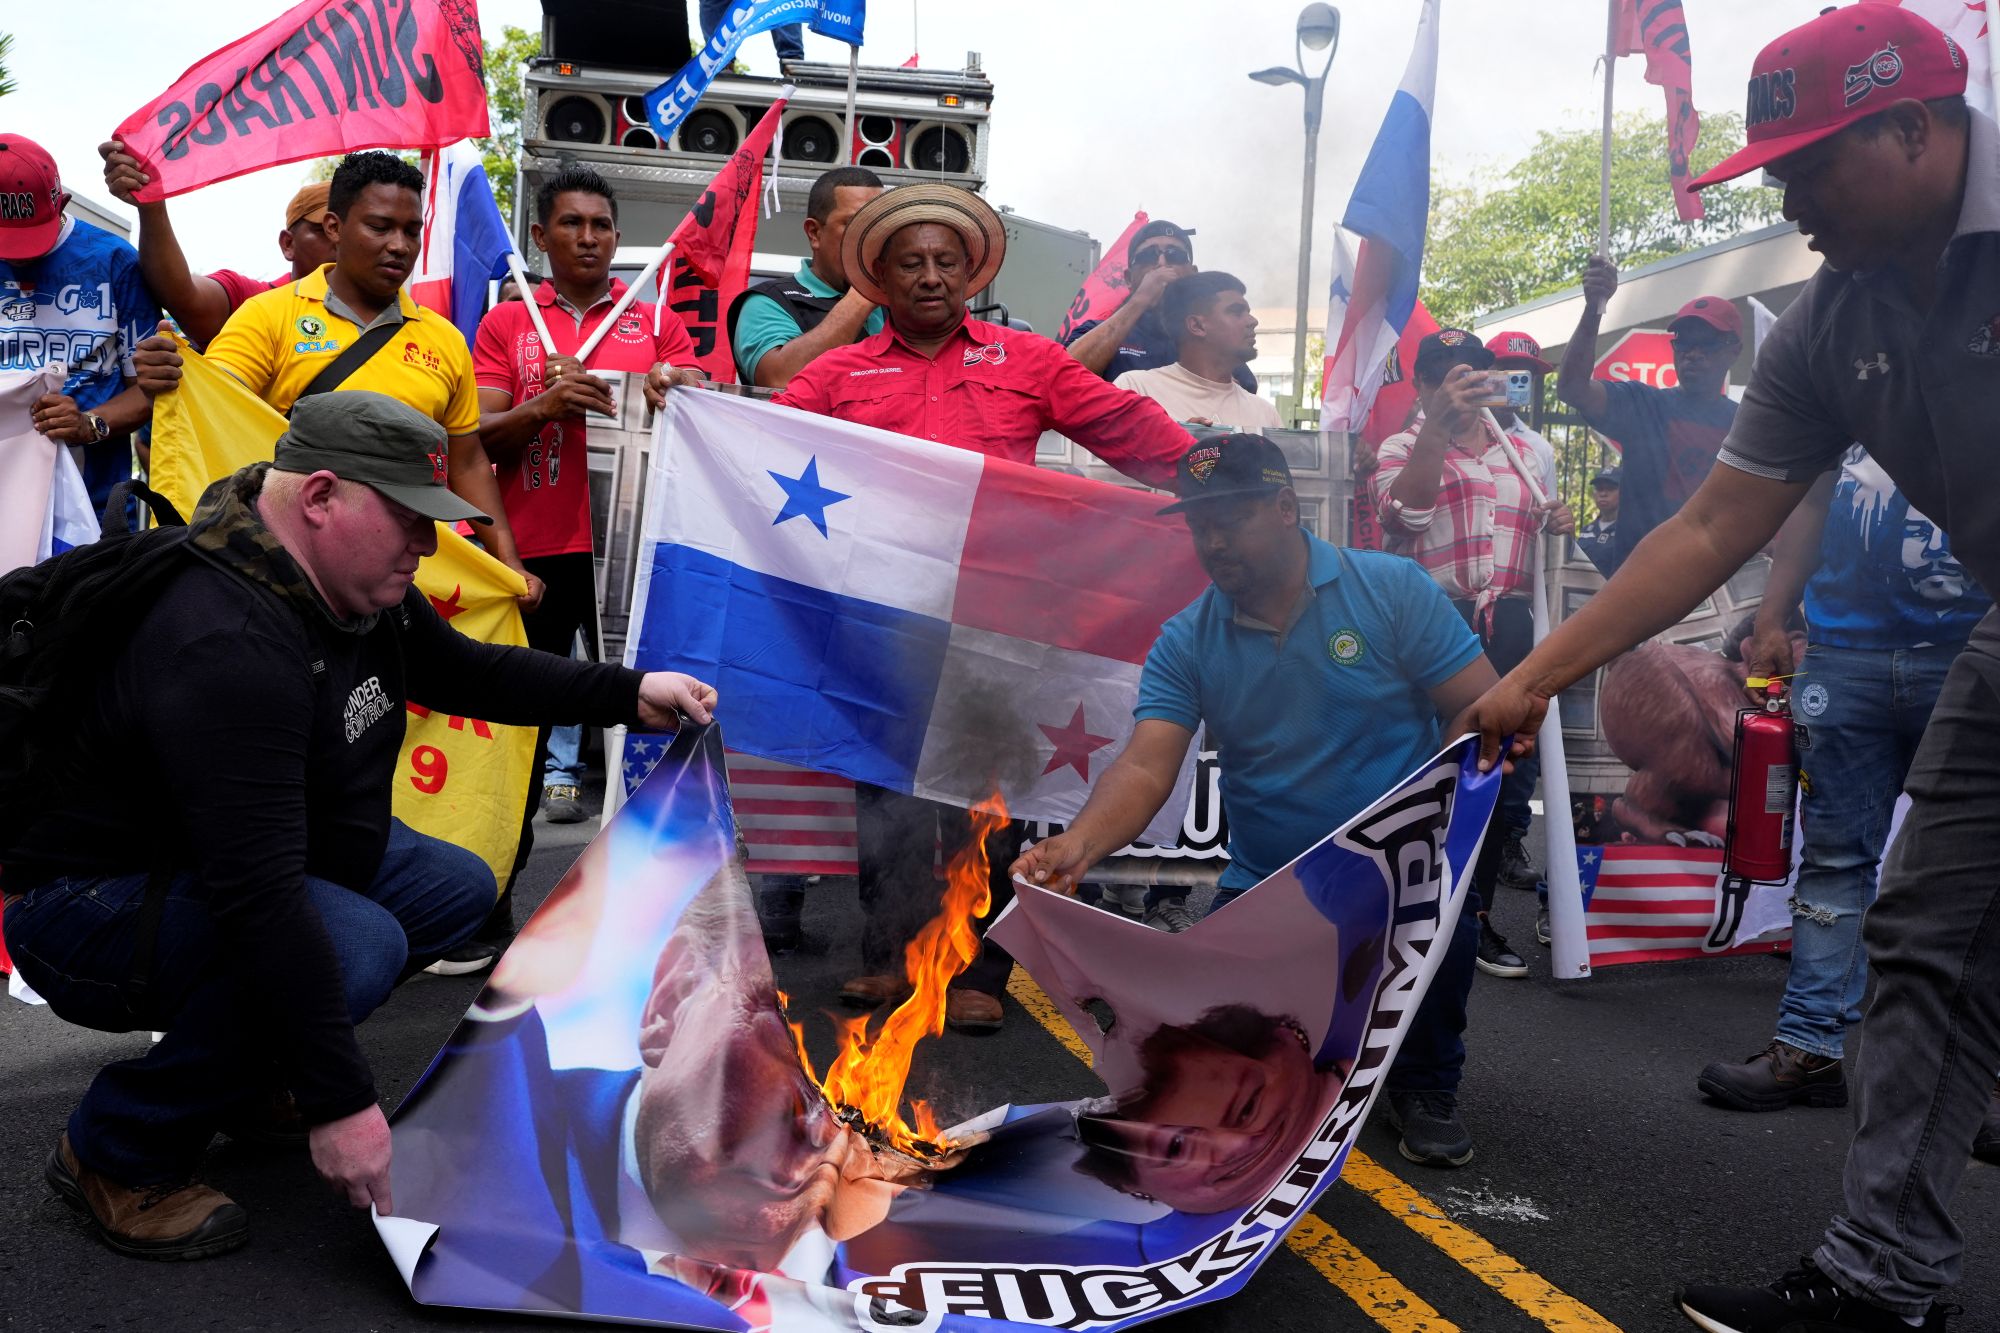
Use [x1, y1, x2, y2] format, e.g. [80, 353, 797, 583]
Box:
[1775, 641, 1956, 1059]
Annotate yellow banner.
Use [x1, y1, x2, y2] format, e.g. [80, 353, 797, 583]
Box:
[149, 337, 533, 889]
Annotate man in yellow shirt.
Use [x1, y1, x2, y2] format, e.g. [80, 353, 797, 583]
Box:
[132, 152, 538, 605]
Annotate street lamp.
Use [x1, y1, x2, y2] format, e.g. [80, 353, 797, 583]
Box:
[1251, 3, 1339, 424]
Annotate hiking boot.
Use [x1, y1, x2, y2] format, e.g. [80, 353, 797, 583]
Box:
[1475, 917, 1528, 978]
[1973, 1081, 2000, 1165]
[1677, 1255, 1953, 1331]
[945, 990, 1004, 1032]
[1498, 832, 1538, 890]
[1143, 898, 1198, 933]
[1698, 1040, 1847, 1112]
[541, 784, 587, 825]
[46, 1133, 248, 1261]
[1535, 903, 1551, 945]
[1384, 1088, 1473, 1167]
[423, 939, 503, 977]
[839, 974, 912, 1008]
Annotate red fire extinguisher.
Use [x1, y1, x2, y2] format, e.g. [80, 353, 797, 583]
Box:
[1724, 679, 1799, 883]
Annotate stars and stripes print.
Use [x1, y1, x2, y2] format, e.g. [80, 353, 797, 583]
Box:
[1578, 844, 1788, 967]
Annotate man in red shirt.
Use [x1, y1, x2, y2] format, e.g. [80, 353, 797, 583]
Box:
[99, 138, 334, 348]
[461, 164, 702, 969]
[776, 184, 1195, 1031]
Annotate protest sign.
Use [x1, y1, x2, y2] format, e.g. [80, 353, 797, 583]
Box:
[146, 337, 535, 886]
[1054, 212, 1149, 343]
[112, 0, 490, 201]
[381, 723, 1499, 1329]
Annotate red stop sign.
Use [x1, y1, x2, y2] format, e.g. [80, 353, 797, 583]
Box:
[1593, 328, 1680, 389]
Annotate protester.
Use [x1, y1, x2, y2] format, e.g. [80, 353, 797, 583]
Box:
[1013, 434, 1501, 1168]
[0, 390, 717, 1262]
[1698, 448, 1988, 1116]
[497, 266, 544, 306]
[1113, 270, 1281, 433]
[1456, 9, 1998, 1327]
[1372, 329, 1571, 980]
[99, 138, 335, 347]
[1063, 220, 1259, 393]
[468, 164, 704, 968]
[1555, 265, 1739, 577]
[776, 184, 1196, 1029]
[727, 165, 884, 389]
[128, 151, 542, 610]
[0, 134, 159, 511]
[1576, 467, 1621, 574]
[699, 0, 803, 64]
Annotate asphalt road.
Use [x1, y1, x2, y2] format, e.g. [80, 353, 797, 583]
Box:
[4, 801, 1996, 1333]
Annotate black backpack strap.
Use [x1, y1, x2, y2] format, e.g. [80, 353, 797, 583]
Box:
[100, 479, 187, 533]
[290, 319, 403, 410]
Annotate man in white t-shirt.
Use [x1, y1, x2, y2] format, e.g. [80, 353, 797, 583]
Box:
[1114, 272, 1281, 433]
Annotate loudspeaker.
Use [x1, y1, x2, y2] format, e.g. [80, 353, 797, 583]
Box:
[853, 114, 901, 169]
[781, 113, 842, 164]
[905, 122, 972, 174]
[541, 0, 693, 76]
[542, 92, 613, 145]
[616, 95, 660, 150]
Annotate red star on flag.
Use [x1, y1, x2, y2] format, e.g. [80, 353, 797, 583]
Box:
[428, 584, 467, 621]
[1039, 703, 1114, 781]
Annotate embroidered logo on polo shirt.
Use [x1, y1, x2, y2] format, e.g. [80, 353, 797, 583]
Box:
[1328, 628, 1367, 666]
[296, 315, 326, 338]
[963, 342, 1006, 368]
[403, 340, 440, 369]
[1967, 316, 2000, 356]
[614, 312, 646, 341]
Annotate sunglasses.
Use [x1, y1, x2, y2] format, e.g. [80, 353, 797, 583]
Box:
[1131, 245, 1191, 269]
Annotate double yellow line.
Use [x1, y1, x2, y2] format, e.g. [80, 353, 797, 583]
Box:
[1005, 973, 1619, 1332]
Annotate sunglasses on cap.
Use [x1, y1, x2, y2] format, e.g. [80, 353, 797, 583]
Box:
[1131, 244, 1191, 269]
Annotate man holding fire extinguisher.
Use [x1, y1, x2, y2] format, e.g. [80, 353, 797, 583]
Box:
[1459, 7, 2000, 1331]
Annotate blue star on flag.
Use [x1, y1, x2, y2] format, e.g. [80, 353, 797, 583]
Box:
[767, 456, 851, 538]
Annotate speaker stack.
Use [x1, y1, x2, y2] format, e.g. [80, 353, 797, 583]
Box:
[541, 91, 613, 145]
[780, 112, 843, 164]
[614, 95, 660, 150]
[677, 105, 745, 155]
[852, 114, 901, 169]
[905, 122, 972, 174]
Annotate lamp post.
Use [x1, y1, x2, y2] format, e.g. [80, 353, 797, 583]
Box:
[1251, 3, 1339, 424]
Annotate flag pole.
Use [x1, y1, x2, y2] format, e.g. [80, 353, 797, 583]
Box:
[575, 240, 676, 363]
[1598, 0, 1618, 257]
[504, 248, 558, 358]
[843, 46, 860, 165]
[1484, 408, 1593, 980]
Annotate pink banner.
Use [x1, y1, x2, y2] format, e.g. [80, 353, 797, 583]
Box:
[1056, 211, 1150, 342]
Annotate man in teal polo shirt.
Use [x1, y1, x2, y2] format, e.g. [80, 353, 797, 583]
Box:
[726, 166, 886, 390]
[1011, 433, 1502, 1167]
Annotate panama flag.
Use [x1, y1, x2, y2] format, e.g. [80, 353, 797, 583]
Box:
[626, 391, 1209, 839]
[1324, 0, 1438, 436]
[411, 141, 516, 348]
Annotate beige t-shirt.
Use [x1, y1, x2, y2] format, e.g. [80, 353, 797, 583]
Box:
[1114, 362, 1283, 433]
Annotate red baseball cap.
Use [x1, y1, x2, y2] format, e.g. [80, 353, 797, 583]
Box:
[0, 135, 65, 262]
[1670, 295, 1744, 339]
[1690, 3, 1968, 191]
[1485, 329, 1554, 374]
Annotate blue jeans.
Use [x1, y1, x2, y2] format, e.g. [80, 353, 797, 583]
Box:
[2, 820, 492, 1184]
[699, 0, 804, 59]
[1776, 642, 1955, 1058]
[546, 723, 584, 788]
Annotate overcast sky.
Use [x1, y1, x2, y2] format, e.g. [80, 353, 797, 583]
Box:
[8, 0, 1836, 320]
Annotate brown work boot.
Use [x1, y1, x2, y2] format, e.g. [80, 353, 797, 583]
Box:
[45, 1133, 248, 1260]
[1697, 1040, 1847, 1111]
[945, 990, 1004, 1033]
[838, 974, 911, 1008]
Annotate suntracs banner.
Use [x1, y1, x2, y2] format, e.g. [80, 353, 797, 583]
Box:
[379, 726, 1499, 1329]
[112, 0, 491, 201]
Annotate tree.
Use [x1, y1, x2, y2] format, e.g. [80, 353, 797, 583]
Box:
[1420, 111, 1783, 329]
[0, 32, 15, 99]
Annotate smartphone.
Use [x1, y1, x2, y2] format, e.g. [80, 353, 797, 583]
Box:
[1473, 371, 1510, 407]
[1503, 369, 1534, 410]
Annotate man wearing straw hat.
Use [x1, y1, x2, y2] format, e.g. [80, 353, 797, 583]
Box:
[777, 184, 1197, 1032]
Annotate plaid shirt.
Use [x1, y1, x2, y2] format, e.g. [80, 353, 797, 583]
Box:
[1371, 417, 1544, 604]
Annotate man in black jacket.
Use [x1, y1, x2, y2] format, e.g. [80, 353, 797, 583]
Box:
[0, 390, 717, 1262]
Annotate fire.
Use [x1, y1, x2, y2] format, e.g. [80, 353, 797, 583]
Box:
[798, 791, 1009, 1157]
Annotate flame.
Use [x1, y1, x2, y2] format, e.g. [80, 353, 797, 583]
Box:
[804, 791, 1009, 1156]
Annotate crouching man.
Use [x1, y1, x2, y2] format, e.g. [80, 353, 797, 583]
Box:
[0, 391, 717, 1261]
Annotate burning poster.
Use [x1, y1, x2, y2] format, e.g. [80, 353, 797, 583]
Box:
[377, 725, 1499, 1330]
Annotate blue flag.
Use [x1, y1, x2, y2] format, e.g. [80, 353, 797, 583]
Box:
[647, 0, 866, 141]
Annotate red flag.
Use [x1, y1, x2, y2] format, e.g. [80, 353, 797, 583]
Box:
[1055, 212, 1150, 343]
[112, 0, 490, 202]
[1359, 299, 1440, 446]
[900, 53, 920, 68]
[1612, 0, 1704, 222]
[664, 98, 787, 383]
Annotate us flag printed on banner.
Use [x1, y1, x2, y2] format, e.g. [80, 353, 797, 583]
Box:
[1612, 0, 1704, 222]
[724, 753, 857, 875]
[1579, 844, 1787, 966]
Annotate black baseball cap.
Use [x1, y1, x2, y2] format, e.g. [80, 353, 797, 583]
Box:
[1128, 219, 1194, 262]
[274, 390, 491, 525]
[1157, 433, 1294, 515]
[1591, 467, 1622, 488]
[1412, 327, 1494, 382]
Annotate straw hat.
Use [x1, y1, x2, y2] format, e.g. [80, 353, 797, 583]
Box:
[841, 183, 1007, 308]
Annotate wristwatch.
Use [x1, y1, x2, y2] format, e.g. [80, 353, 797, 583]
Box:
[85, 413, 110, 443]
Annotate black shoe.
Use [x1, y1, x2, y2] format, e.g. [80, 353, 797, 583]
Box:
[1143, 899, 1198, 933]
[1498, 833, 1538, 890]
[1475, 917, 1528, 978]
[1677, 1255, 1948, 1331]
[1535, 902, 1551, 945]
[541, 783, 588, 825]
[1698, 1040, 1847, 1112]
[1384, 1088, 1473, 1167]
[1973, 1082, 2000, 1164]
[423, 939, 504, 977]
